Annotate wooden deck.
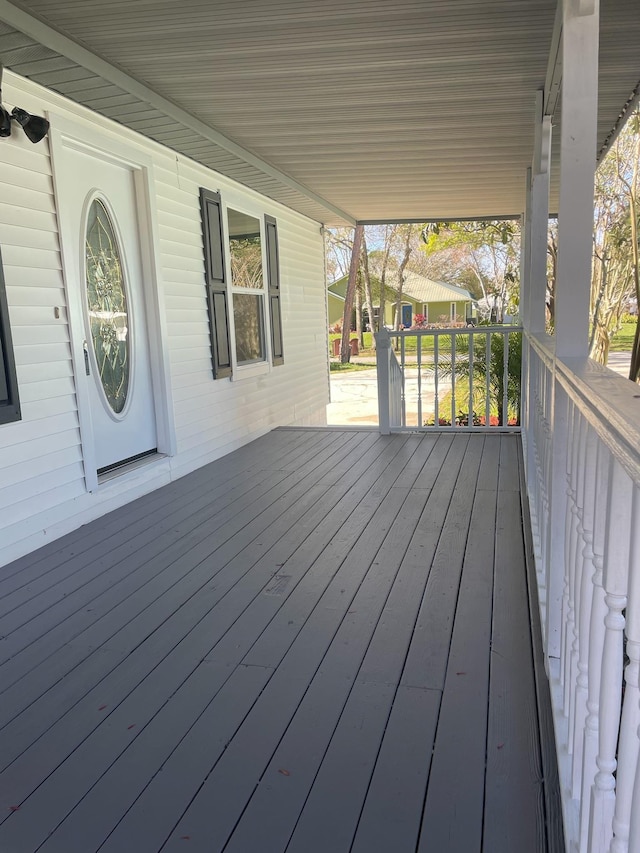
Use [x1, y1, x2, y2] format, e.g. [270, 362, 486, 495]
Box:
[0, 429, 562, 853]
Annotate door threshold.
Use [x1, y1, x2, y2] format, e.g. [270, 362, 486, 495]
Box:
[97, 449, 161, 484]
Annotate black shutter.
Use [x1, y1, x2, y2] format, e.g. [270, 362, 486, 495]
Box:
[200, 188, 232, 379]
[0, 247, 20, 425]
[264, 215, 284, 365]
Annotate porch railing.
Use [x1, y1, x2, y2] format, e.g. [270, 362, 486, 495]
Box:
[523, 332, 640, 853]
[376, 325, 522, 434]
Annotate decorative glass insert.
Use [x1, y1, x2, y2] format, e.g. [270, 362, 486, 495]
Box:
[85, 199, 130, 413]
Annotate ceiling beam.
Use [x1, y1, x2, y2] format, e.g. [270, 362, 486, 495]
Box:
[598, 79, 640, 162]
[543, 0, 563, 117]
[0, 0, 356, 226]
[357, 214, 522, 226]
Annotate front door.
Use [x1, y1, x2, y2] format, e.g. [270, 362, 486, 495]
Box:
[57, 140, 157, 474]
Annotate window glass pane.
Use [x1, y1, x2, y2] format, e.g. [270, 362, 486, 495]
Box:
[234, 293, 265, 364]
[227, 209, 263, 289]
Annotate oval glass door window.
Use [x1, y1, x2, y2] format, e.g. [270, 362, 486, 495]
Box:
[85, 198, 130, 414]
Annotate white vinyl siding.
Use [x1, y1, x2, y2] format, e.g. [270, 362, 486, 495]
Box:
[0, 72, 329, 567]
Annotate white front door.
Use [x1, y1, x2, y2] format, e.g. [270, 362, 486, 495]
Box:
[57, 140, 157, 474]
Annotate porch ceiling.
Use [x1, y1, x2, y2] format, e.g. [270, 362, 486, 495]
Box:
[0, 0, 638, 225]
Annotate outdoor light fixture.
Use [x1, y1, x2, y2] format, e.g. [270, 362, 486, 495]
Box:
[0, 104, 11, 137]
[0, 63, 49, 144]
[9, 106, 49, 143]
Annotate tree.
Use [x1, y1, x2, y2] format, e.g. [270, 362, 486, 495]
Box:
[339, 224, 364, 363]
[421, 220, 521, 319]
[393, 225, 415, 329]
[361, 233, 376, 347]
[614, 110, 640, 381]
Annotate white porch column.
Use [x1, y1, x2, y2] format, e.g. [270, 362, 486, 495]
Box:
[521, 168, 533, 330]
[376, 328, 391, 435]
[530, 91, 552, 335]
[554, 0, 599, 358]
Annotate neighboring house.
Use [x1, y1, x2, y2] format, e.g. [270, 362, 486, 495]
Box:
[327, 288, 345, 326]
[396, 272, 475, 327]
[328, 271, 474, 328]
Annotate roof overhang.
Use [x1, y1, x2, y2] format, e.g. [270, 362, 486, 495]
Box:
[0, 0, 638, 226]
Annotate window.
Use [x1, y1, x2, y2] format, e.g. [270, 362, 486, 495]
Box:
[0, 247, 20, 424]
[200, 188, 284, 378]
[227, 208, 266, 365]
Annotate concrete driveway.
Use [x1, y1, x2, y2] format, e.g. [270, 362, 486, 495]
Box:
[326, 367, 379, 426]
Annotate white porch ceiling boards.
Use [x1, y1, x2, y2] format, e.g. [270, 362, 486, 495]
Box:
[0, 0, 639, 225]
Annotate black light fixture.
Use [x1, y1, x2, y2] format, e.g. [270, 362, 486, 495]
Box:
[10, 106, 49, 143]
[0, 63, 49, 144]
[0, 104, 11, 137]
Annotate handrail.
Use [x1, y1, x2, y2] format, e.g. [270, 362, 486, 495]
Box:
[529, 333, 640, 487]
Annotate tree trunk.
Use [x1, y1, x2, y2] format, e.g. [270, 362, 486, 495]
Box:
[340, 224, 364, 363]
[628, 157, 640, 380]
[589, 252, 607, 357]
[547, 232, 557, 329]
[355, 279, 363, 347]
[378, 231, 391, 332]
[394, 226, 414, 332]
[361, 233, 376, 348]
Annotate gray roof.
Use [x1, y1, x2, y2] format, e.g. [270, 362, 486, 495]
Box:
[402, 273, 473, 304]
[0, 0, 638, 224]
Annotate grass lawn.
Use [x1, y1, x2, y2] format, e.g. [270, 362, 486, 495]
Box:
[328, 331, 438, 359]
[610, 320, 637, 352]
[329, 361, 375, 372]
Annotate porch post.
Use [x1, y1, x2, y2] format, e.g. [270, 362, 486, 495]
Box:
[376, 329, 391, 435]
[530, 91, 552, 336]
[521, 168, 533, 330]
[554, 0, 599, 358]
[521, 170, 535, 491]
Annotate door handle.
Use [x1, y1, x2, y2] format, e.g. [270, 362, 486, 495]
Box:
[83, 340, 91, 375]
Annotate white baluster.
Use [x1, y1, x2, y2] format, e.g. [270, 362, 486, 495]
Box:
[589, 459, 632, 853]
[561, 402, 575, 690]
[569, 418, 588, 748]
[564, 404, 580, 715]
[580, 445, 610, 851]
[628, 719, 640, 852]
[610, 486, 640, 853]
[572, 426, 598, 799]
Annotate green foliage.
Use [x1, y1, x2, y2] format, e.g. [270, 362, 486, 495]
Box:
[425, 332, 522, 426]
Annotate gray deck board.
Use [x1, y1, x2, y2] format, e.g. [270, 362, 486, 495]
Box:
[0, 431, 375, 719]
[0, 429, 562, 853]
[0, 428, 315, 595]
[418, 483, 498, 853]
[484, 488, 545, 852]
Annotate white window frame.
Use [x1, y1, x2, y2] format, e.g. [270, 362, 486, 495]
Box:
[223, 201, 272, 381]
